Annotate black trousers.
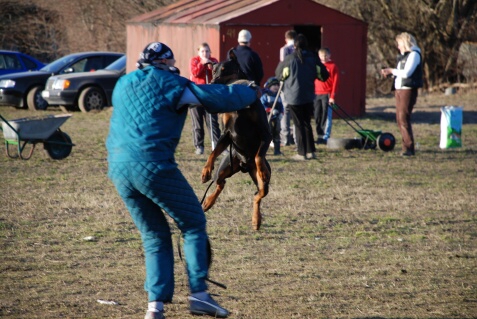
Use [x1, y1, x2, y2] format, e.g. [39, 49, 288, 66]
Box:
[313, 94, 329, 137]
[288, 103, 316, 156]
[189, 106, 221, 149]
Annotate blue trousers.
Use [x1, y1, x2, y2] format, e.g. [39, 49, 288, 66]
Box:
[108, 161, 209, 302]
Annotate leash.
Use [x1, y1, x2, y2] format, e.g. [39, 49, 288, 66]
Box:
[176, 234, 227, 289]
[176, 143, 233, 291]
[200, 143, 234, 205]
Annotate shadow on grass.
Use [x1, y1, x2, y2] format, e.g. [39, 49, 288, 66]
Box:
[354, 317, 476, 319]
[365, 107, 477, 125]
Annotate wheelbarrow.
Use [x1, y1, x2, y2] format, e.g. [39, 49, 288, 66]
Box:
[0, 113, 74, 160]
[330, 103, 395, 152]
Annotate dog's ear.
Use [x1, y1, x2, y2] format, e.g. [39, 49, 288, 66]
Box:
[227, 48, 237, 61]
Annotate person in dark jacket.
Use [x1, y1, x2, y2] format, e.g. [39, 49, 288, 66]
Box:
[260, 77, 284, 155]
[275, 34, 329, 160]
[234, 29, 264, 86]
[279, 29, 297, 147]
[106, 42, 258, 319]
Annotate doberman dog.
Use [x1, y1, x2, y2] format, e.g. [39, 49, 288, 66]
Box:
[201, 49, 272, 231]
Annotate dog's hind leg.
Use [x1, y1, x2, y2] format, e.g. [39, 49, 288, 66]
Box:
[202, 155, 241, 212]
[248, 159, 271, 231]
[251, 100, 272, 184]
[255, 151, 271, 185]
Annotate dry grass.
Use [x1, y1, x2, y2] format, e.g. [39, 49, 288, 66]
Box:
[1, 91, 476, 319]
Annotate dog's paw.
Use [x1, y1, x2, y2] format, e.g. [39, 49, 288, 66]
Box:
[201, 167, 213, 183]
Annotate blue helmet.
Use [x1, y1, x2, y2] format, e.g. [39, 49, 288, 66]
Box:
[264, 77, 279, 89]
[137, 42, 174, 69]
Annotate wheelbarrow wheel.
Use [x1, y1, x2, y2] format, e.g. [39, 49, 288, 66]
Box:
[377, 132, 396, 152]
[44, 131, 73, 160]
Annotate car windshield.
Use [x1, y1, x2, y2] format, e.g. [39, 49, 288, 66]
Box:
[105, 56, 126, 71]
[40, 54, 79, 73]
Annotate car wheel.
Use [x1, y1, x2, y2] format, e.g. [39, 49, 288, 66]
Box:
[78, 87, 105, 113]
[44, 131, 73, 160]
[27, 86, 48, 111]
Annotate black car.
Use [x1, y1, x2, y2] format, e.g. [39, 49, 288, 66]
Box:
[0, 52, 124, 111]
[42, 56, 126, 112]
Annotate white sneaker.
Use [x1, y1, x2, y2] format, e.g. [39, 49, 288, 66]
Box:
[291, 154, 306, 161]
[306, 152, 317, 159]
[144, 310, 165, 319]
[189, 294, 229, 318]
[195, 146, 204, 155]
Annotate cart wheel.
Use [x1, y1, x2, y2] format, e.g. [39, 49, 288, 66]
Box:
[44, 131, 73, 160]
[377, 132, 396, 152]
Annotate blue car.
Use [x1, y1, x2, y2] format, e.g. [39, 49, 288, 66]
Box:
[0, 50, 45, 76]
[0, 51, 124, 110]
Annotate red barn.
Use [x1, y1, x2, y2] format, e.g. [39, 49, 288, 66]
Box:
[127, 0, 368, 116]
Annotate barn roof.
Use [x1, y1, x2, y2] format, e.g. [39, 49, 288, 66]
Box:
[129, 0, 364, 25]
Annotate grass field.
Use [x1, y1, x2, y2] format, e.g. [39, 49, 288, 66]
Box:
[1, 91, 476, 319]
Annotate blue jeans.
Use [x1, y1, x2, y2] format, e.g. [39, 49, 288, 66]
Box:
[108, 161, 209, 302]
[324, 105, 333, 140]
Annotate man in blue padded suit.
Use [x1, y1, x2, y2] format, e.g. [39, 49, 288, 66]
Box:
[106, 42, 258, 319]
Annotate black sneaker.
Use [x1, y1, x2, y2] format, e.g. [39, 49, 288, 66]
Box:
[189, 294, 229, 318]
[401, 150, 415, 156]
[316, 138, 327, 145]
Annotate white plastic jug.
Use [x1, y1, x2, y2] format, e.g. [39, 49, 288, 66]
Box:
[440, 106, 463, 149]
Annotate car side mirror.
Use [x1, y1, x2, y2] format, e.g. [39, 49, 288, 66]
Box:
[63, 67, 74, 74]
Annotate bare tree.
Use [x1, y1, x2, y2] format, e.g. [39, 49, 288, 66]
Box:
[345, 0, 477, 91]
[0, 0, 176, 62]
[0, 0, 66, 62]
[2, 0, 476, 95]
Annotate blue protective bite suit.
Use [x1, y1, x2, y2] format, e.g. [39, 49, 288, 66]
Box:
[106, 65, 256, 302]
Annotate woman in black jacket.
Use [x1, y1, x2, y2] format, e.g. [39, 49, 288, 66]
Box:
[275, 34, 329, 160]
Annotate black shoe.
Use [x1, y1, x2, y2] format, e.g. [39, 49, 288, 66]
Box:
[401, 150, 415, 156]
[316, 138, 327, 145]
[189, 294, 229, 318]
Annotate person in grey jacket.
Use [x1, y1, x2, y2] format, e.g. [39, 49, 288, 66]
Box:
[275, 34, 329, 160]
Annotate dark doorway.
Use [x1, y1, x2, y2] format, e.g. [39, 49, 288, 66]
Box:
[294, 25, 322, 53]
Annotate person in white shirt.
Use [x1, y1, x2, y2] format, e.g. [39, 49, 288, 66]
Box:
[381, 32, 423, 156]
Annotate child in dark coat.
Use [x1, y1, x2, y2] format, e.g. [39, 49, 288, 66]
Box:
[260, 77, 284, 155]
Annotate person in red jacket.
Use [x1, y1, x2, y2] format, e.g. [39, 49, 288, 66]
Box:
[189, 43, 221, 154]
[313, 47, 339, 144]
